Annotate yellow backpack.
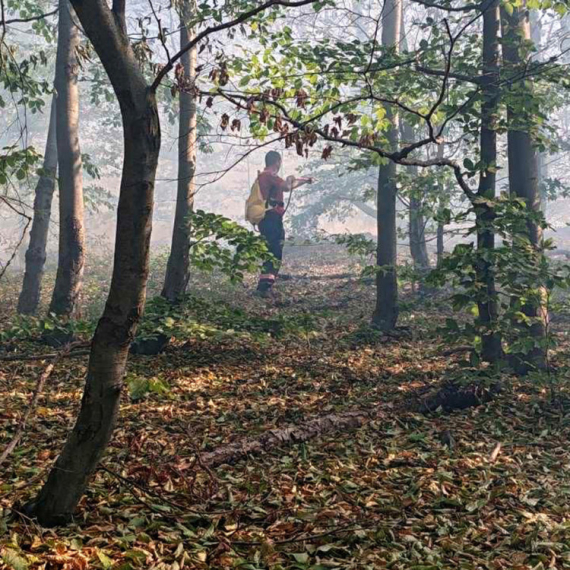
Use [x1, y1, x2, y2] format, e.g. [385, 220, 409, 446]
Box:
[245, 172, 268, 226]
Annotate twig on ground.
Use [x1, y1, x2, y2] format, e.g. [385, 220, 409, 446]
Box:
[0, 342, 82, 466]
[0, 343, 90, 361]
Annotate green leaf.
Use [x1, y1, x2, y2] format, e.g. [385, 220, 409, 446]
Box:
[97, 551, 114, 569]
[2, 550, 28, 570]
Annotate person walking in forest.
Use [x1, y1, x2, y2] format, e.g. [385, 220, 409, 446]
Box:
[254, 151, 312, 297]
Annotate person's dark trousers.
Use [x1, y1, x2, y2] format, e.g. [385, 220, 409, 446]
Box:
[257, 211, 285, 292]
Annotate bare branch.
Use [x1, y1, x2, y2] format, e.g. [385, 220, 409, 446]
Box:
[148, 0, 171, 63]
[0, 7, 59, 26]
[151, 0, 319, 91]
[410, 0, 479, 12]
[416, 64, 481, 84]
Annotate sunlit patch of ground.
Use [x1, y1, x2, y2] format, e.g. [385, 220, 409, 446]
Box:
[2, 246, 570, 569]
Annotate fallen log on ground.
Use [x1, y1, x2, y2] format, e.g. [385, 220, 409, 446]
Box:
[197, 411, 370, 469]
[418, 382, 500, 414]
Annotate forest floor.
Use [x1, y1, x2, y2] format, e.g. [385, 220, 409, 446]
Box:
[3, 244, 570, 569]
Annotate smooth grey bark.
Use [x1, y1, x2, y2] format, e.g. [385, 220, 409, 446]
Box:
[401, 125, 430, 273]
[18, 97, 58, 315]
[436, 221, 444, 265]
[530, 9, 547, 213]
[502, 0, 548, 371]
[162, 0, 198, 302]
[475, 0, 502, 364]
[399, 5, 429, 275]
[49, 0, 85, 318]
[25, 0, 161, 526]
[372, 0, 401, 331]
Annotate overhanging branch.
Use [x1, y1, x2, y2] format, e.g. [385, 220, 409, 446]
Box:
[151, 0, 319, 91]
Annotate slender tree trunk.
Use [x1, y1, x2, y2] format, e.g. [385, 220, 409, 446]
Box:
[502, 1, 548, 371]
[18, 98, 58, 315]
[436, 220, 444, 265]
[372, 0, 401, 331]
[49, 0, 85, 318]
[436, 142, 445, 267]
[25, 0, 161, 526]
[475, 0, 502, 364]
[409, 196, 429, 269]
[162, 0, 197, 302]
[402, 128, 430, 274]
[399, 6, 429, 277]
[530, 9, 547, 214]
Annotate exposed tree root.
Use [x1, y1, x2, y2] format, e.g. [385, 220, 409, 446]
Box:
[195, 411, 370, 469]
[418, 382, 500, 414]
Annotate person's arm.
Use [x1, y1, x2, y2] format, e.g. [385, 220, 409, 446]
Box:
[287, 175, 313, 189]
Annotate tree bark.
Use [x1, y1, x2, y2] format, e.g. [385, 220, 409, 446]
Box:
[501, 1, 548, 371]
[529, 9, 547, 214]
[436, 220, 444, 265]
[200, 411, 369, 469]
[474, 0, 502, 364]
[25, 0, 161, 526]
[161, 0, 198, 303]
[401, 125, 430, 274]
[18, 97, 58, 315]
[49, 0, 85, 318]
[372, 0, 401, 331]
[399, 9, 430, 277]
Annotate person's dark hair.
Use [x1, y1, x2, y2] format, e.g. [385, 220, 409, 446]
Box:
[265, 151, 282, 167]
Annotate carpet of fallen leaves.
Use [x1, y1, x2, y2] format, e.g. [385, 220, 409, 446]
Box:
[3, 244, 570, 570]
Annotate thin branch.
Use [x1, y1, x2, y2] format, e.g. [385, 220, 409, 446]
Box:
[0, 342, 84, 467]
[0, 349, 91, 362]
[0, 212, 30, 283]
[151, 0, 319, 90]
[410, 0, 479, 12]
[148, 0, 171, 63]
[0, 7, 58, 26]
[416, 64, 481, 84]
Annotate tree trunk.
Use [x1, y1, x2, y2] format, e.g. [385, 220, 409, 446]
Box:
[435, 141, 445, 267]
[161, 0, 198, 303]
[436, 220, 444, 265]
[474, 0, 502, 364]
[49, 0, 85, 318]
[18, 97, 58, 315]
[501, 1, 548, 371]
[399, 9, 430, 277]
[25, 0, 161, 527]
[372, 0, 401, 331]
[530, 9, 547, 214]
[408, 192, 430, 272]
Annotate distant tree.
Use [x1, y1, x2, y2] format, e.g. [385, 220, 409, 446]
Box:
[502, 0, 548, 370]
[162, 0, 198, 303]
[49, 0, 85, 318]
[18, 97, 58, 315]
[474, 0, 502, 363]
[372, 0, 401, 331]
